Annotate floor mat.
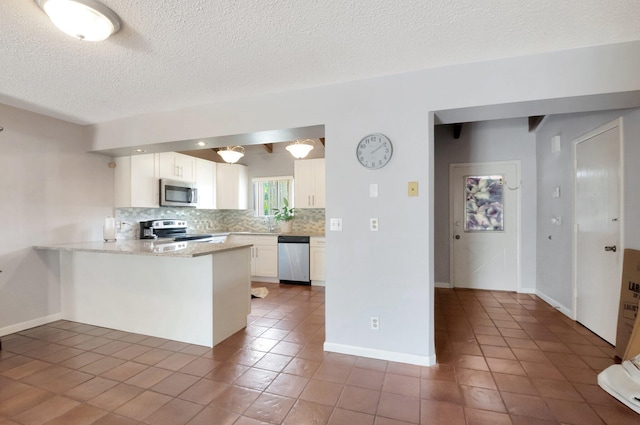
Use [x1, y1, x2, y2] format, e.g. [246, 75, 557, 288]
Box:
[251, 287, 269, 298]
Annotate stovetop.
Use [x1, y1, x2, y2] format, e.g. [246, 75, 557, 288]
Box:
[140, 219, 214, 242]
[172, 233, 214, 242]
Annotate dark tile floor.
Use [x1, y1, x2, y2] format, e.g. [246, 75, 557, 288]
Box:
[0, 283, 637, 424]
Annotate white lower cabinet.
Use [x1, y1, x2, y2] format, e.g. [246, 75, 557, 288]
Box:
[229, 234, 278, 279]
[310, 237, 326, 283]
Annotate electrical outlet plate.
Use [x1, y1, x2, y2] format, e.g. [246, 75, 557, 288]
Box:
[370, 317, 379, 330]
[370, 218, 379, 231]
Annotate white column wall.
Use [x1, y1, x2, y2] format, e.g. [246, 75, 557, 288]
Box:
[0, 104, 115, 335]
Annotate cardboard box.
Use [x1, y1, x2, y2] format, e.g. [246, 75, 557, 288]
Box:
[615, 249, 640, 359]
[624, 310, 640, 360]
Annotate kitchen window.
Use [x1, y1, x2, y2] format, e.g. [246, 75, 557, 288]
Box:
[253, 176, 293, 217]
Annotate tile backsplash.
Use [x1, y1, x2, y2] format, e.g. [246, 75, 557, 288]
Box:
[115, 208, 325, 239]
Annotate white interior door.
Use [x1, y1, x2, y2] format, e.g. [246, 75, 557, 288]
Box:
[575, 119, 623, 345]
[450, 162, 520, 291]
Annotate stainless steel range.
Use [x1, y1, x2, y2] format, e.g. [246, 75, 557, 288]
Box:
[139, 219, 225, 243]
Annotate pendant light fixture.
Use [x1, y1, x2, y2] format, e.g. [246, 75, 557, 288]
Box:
[35, 0, 121, 41]
[286, 139, 315, 159]
[217, 146, 245, 164]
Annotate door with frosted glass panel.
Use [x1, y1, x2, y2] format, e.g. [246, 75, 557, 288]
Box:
[450, 162, 520, 291]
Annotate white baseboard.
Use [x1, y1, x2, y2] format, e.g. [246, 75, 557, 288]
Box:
[251, 277, 280, 284]
[435, 281, 451, 288]
[311, 280, 325, 287]
[517, 287, 536, 294]
[0, 313, 62, 337]
[535, 289, 573, 319]
[324, 342, 436, 366]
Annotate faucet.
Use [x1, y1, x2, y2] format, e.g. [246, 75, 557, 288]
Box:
[264, 216, 276, 232]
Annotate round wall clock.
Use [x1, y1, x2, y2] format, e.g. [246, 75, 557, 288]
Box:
[357, 133, 393, 169]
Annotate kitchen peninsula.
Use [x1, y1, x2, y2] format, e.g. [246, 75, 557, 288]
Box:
[34, 240, 252, 347]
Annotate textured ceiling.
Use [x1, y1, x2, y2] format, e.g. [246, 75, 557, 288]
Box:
[1, 0, 639, 125]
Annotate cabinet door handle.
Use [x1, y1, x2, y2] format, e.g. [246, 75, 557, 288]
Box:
[312, 195, 315, 206]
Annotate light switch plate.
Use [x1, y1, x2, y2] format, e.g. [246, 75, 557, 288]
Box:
[551, 135, 561, 153]
[553, 186, 560, 198]
[330, 218, 342, 231]
[370, 183, 378, 198]
[408, 181, 418, 197]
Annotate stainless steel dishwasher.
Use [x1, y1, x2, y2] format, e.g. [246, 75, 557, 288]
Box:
[278, 235, 310, 285]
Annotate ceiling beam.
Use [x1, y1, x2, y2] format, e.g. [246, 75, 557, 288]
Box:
[528, 115, 545, 132]
[453, 123, 463, 139]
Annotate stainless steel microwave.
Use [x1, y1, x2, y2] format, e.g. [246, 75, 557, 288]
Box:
[160, 179, 198, 207]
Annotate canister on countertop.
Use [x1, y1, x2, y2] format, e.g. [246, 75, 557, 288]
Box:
[103, 217, 116, 242]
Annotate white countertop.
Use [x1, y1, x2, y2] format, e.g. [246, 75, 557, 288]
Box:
[34, 239, 252, 258]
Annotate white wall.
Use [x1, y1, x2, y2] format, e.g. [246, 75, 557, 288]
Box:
[535, 108, 640, 312]
[85, 41, 640, 365]
[241, 143, 325, 195]
[183, 142, 326, 208]
[0, 104, 114, 336]
[434, 119, 537, 291]
[183, 141, 325, 181]
[623, 110, 640, 248]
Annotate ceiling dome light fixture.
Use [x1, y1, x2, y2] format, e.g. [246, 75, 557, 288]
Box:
[286, 139, 315, 159]
[217, 146, 245, 164]
[35, 0, 121, 41]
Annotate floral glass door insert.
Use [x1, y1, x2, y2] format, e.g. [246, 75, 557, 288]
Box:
[465, 175, 504, 231]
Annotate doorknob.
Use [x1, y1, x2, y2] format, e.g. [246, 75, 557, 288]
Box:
[605, 245, 617, 252]
[455, 235, 460, 240]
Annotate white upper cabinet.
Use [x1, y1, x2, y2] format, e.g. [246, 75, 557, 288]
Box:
[196, 158, 216, 209]
[294, 158, 325, 208]
[114, 154, 160, 208]
[115, 153, 219, 209]
[216, 163, 249, 209]
[159, 152, 196, 182]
